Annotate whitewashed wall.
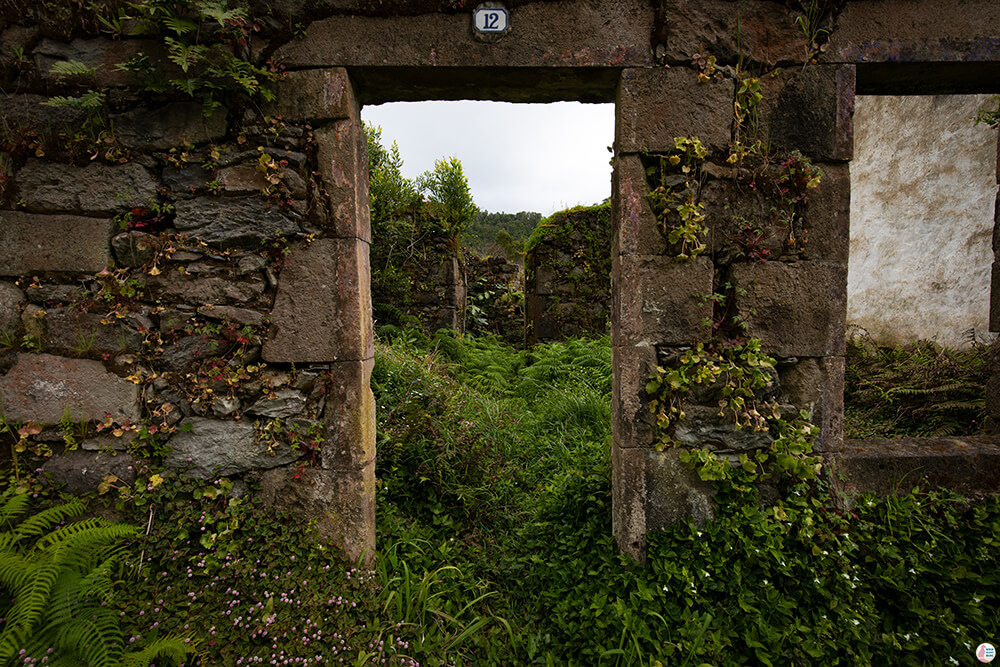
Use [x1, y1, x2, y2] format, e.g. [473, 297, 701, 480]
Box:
[849, 94, 998, 348]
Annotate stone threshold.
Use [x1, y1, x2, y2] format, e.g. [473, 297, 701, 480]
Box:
[827, 436, 1000, 507]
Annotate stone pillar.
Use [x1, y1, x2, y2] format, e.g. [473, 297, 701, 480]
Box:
[611, 64, 854, 562]
[611, 68, 728, 561]
[259, 68, 376, 564]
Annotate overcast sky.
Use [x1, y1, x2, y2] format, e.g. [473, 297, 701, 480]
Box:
[361, 100, 615, 217]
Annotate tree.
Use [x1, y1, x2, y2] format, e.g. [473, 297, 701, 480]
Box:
[364, 123, 420, 227]
[418, 156, 478, 238]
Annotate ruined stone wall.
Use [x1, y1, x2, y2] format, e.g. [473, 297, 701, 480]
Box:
[0, 20, 375, 561]
[524, 203, 611, 345]
[464, 252, 523, 346]
[849, 94, 998, 347]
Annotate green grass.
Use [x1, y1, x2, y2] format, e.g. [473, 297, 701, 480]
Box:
[6, 332, 1000, 665]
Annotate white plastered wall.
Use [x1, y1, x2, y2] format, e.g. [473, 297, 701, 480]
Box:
[849, 94, 998, 348]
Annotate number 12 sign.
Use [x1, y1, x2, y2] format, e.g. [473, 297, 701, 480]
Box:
[473, 6, 509, 34]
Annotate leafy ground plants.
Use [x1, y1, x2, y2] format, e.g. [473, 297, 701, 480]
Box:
[6, 333, 1000, 665]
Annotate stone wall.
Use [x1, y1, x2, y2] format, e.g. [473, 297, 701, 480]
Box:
[0, 23, 375, 561]
[524, 203, 611, 345]
[464, 252, 523, 346]
[849, 94, 998, 347]
[370, 211, 466, 334]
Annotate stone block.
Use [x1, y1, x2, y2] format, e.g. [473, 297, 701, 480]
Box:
[0, 353, 139, 424]
[42, 450, 137, 495]
[731, 261, 847, 357]
[758, 65, 855, 162]
[258, 463, 375, 565]
[40, 307, 145, 357]
[141, 272, 266, 308]
[262, 238, 373, 363]
[613, 445, 714, 562]
[674, 404, 774, 452]
[613, 154, 669, 257]
[0, 281, 24, 343]
[32, 37, 153, 88]
[275, 0, 651, 72]
[822, 0, 1000, 64]
[172, 196, 300, 250]
[800, 163, 850, 262]
[163, 417, 303, 480]
[321, 357, 375, 471]
[0, 212, 112, 276]
[656, 0, 808, 66]
[828, 437, 1000, 507]
[616, 67, 733, 155]
[266, 68, 356, 122]
[0, 93, 86, 135]
[247, 389, 307, 419]
[701, 178, 790, 260]
[16, 159, 157, 215]
[314, 118, 370, 242]
[777, 356, 845, 452]
[114, 103, 227, 150]
[196, 304, 266, 327]
[612, 343, 658, 449]
[612, 254, 712, 346]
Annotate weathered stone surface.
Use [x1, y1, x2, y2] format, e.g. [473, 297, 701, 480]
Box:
[822, 0, 1000, 65]
[731, 261, 847, 357]
[612, 254, 712, 346]
[262, 238, 373, 363]
[674, 404, 774, 452]
[162, 164, 212, 194]
[16, 159, 157, 214]
[613, 446, 714, 562]
[321, 357, 375, 471]
[613, 155, 667, 257]
[266, 68, 356, 122]
[758, 65, 855, 162]
[163, 417, 303, 480]
[0, 93, 86, 134]
[141, 271, 266, 306]
[0, 353, 139, 424]
[115, 103, 227, 150]
[196, 304, 265, 326]
[247, 389, 307, 418]
[42, 450, 137, 495]
[616, 67, 733, 155]
[0, 281, 24, 343]
[112, 231, 160, 267]
[40, 307, 145, 357]
[0, 212, 112, 276]
[612, 343, 658, 450]
[0, 25, 37, 66]
[81, 432, 136, 452]
[993, 262, 1000, 333]
[172, 197, 300, 249]
[314, 119, 369, 242]
[32, 37, 152, 88]
[778, 356, 845, 452]
[275, 0, 652, 73]
[656, 0, 809, 66]
[258, 463, 375, 565]
[23, 284, 86, 305]
[828, 437, 1000, 507]
[157, 335, 225, 373]
[801, 163, 850, 262]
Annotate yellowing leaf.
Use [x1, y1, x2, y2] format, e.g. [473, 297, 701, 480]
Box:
[149, 473, 164, 488]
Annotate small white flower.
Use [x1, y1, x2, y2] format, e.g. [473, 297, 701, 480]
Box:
[852, 619, 860, 626]
[903, 633, 911, 641]
[763, 579, 769, 586]
[949, 657, 959, 665]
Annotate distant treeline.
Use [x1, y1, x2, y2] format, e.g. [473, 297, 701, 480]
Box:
[464, 210, 543, 258]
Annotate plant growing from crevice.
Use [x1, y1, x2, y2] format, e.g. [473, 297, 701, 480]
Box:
[645, 137, 709, 259]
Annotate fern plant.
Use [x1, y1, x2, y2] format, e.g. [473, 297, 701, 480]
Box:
[0, 491, 193, 667]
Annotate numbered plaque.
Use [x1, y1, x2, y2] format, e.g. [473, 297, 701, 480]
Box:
[473, 6, 509, 35]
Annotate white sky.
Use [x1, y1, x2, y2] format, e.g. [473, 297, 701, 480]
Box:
[361, 100, 614, 217]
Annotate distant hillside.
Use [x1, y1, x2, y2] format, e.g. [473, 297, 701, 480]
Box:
[463, 210, 542, 258]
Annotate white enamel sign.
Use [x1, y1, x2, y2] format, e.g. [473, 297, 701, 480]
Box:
[473, 7, 509, 34]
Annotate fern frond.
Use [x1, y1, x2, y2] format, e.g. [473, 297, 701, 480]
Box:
[120, 637, 195, 666]
[922, 399, 985, 412]
[888, 382, 981, 397]
[0, 563, 60, 662]
[14, 498, 85, 540]
[48, 59, 100, 76]
[0, 492, 29, 525]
